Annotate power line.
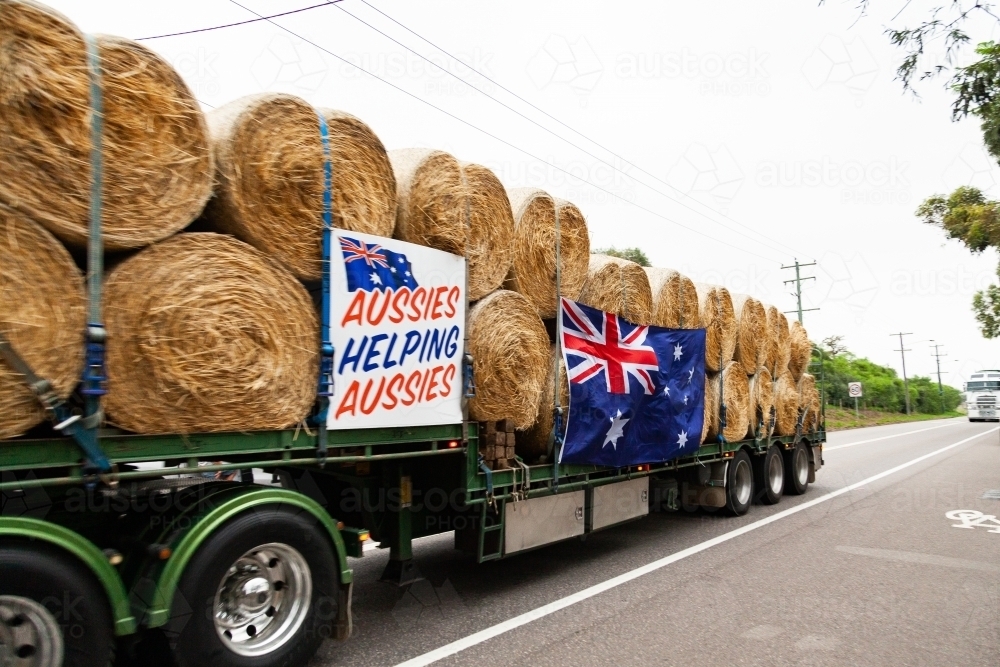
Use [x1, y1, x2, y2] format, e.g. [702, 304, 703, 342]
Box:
[134, 0, 343, 41]
[352, 0, 811, 260]
[331, 1, 802, 261]
[225, 0, 782, 262]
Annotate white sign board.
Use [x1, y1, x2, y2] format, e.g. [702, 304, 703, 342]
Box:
[848, 382, 863, 398]
[327, 231, 465, 429]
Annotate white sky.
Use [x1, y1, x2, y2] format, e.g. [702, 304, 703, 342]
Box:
[45, 0, 1000, 390]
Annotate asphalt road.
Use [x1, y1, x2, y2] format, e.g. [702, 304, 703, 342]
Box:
[316, 418, 1000, 667]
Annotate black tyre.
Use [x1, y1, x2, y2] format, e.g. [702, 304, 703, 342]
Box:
[725, 449, 754, 516]
[166, 506, 339, 667]
[753, 445, 784, 505]
[0, 541, 115, 667]
[783, 440, 810, 496]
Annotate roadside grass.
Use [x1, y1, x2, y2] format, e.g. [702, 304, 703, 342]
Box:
[824, 405, 965, 431]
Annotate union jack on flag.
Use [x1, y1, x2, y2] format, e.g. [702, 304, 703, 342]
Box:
[558, 297, 706, 468]
[561, 299, 659, 394]
[339, 236, 418, 293]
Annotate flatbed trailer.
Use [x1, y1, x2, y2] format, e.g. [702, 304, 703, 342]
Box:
[0, 416, 825, 667]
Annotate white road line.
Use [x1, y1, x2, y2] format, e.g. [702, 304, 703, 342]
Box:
[393, 427, 998, 667]
[824, 420, 966, 451]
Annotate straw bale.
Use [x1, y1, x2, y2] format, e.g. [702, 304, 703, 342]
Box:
[773, 371, 800, 436]
[577, 254, 653, 325]
[0, 1, 213, 250]
[0, 205, 86, 438]
[702, 360, 750, 443]
[765, 305, 791, 376]
[644, 267, 699, 329]
[788, 320, 812, 382]
[467, 290, 549, 429]
[747, 366, 774, 439]
[732, 294, 766, 373]
[693, 283, 736, 372]
[103, 233, 318, 434]
[503, 188, 590, 318]
[389, 148, 514, 301]
[517, 345, 569, 462]
[203, 94, 396, 281]
[799, 373, 821, 433]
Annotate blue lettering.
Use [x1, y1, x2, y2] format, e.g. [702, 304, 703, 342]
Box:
[363, 333, 388, 372]
[427, 328, 445, 360]
[383, 333, 399, 369]
[399, 331, 422, 366]
[445, 325, 460, 358]
[338, 336, 368, 374]
[419, 328, 431, 363]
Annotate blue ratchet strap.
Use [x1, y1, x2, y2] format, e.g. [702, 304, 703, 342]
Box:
[552, 406, 564, 490]
[314, 111, 334, 465]
[478, 455, 494, 499]
[78, 35, 110, 473]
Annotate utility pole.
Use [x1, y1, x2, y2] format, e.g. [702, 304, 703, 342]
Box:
[781, 259, 818, 324]
[930, 341, 947, 413]
[892, 332, 913, 415]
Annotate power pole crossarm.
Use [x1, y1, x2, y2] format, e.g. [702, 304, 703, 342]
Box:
[781, 259, 819, 324]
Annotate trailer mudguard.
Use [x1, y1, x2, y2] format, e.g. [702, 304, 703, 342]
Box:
[0, 516, 138, 635]
[141, 488, 352, 629]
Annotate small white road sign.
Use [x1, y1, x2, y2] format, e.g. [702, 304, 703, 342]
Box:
[848, 382, 863, 398]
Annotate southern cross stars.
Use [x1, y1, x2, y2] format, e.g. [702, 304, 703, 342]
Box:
[677, 430, 688, 448]
[603, 409, 629, 450]
[673, 344, 683, 361]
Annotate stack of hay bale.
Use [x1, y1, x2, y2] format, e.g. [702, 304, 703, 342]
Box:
[1, 0, 820, 451]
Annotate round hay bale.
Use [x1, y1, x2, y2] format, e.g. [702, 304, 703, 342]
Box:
[103, 233, 318, 434]
[693, 283, 736, 372]
[765, 305, 791, 376]
[732, 294, 766, 373]
[702, 360, 750, 443]
[503, 188, 590, 318]
[577, 254, 653, 325]
[644, 267, 699, 329]
[788, 320, 812, 382]
[0, 205, 86, 439]
[467, 290, 549, 429]
[799, 373, 821, 433]
[773, 371, 800, 436]
[747, 366, 774, 439]
[389, 148, 513, 301]
[202, 94, 396, 282]
[0, 1, 213, 250]
[517, 345, 568, 462]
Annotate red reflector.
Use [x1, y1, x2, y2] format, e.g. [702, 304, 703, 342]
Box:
[448, 441, 459, 448]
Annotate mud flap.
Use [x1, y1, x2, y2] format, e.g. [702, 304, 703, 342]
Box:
[335, 580, 353, 641]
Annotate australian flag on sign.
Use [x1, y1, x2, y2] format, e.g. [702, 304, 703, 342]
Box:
[558, 297, 706, 468]
[340, 236, 419, 292]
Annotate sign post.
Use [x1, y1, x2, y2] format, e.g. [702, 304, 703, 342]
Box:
[848, 382, 863, 421]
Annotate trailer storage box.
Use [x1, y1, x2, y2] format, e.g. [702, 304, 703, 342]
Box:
[505, 490, 585, 554]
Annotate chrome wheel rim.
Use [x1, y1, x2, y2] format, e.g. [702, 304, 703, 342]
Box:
[0, 596, 64, 667]
[733, 459, 752, 506]
[767, 450, 784, 496]
[794, 446, 809, 485]
[213, 542, 312, 657]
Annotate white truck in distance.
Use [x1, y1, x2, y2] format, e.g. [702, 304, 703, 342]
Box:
[965, 370, 1000, 421]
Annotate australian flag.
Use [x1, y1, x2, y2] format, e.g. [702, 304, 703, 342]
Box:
[558, 298, 706, 468]
[340, 236, 419, 292]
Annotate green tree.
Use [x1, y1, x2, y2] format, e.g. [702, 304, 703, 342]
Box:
[592, 246, 650, 267]
[917, 186, 1000, 337]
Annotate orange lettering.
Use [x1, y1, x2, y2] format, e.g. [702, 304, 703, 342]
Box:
[335, 380, 359, 418]
[341, 292, 365, 327]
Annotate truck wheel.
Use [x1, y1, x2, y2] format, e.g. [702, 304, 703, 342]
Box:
[168, 506, 338, 667]
[725, 450, 754, 516]
[0, 542, 114, 667]
[784, 440, 810, 496]
[753, 445, 784, 505]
